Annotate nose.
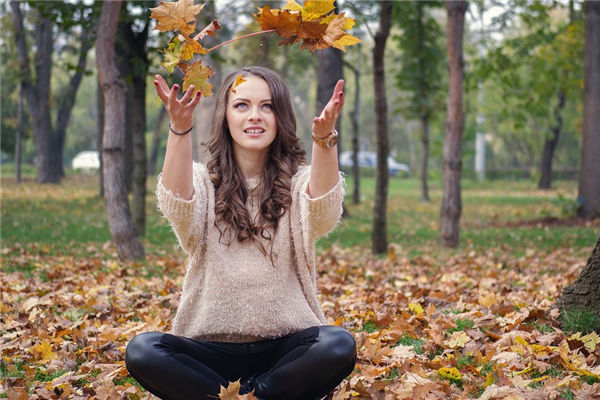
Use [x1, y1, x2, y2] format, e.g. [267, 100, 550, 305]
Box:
[248, 106, 262, 121]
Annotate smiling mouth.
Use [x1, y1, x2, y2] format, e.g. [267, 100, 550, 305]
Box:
[244, 128, 265, 135]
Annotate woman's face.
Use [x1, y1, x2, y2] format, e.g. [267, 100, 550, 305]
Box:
[226, 76, 277, 163]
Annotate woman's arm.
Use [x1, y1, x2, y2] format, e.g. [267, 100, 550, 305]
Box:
[154, 74, 201, 200]
[308, 79, 344, 198]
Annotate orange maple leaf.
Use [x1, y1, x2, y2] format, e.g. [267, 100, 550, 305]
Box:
[255, 6, 301, 39]
[231, 74, 247, 94]
[150, 0, 204, 38]
[183, 61, 215, 97]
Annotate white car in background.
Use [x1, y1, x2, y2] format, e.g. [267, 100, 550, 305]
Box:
[71, 151, 100, 171]
[339, 151, 410, 176]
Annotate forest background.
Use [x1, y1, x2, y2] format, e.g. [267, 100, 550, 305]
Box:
[1, 0, 600, 399]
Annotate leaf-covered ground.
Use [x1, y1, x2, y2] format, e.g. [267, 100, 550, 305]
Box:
[2, 176, 599, 399]
[2, 242, 600, 399]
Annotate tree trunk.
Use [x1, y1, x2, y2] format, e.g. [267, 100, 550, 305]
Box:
[420, 114, 430, 202]
[15, 82, 23, 184]
[556, 236, 600, 318]
[372, 1, 392, 255]
[578, 1, 600, 219]
[440, 0, 467, 248]
[538, 91, 565, 189]
[97, 77, 105, 198]
[148, 107, 167, 176]
[316, 45, 345, 214]
[346, 51, 361, 205]
[417, 2, 430, 202]
[96, 0, 144, 261]
[54, 25, 93, 179]
[117, 6, 150, 236]
[11, 2, 60, 183]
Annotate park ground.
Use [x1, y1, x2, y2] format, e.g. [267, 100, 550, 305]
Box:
[1, 170, 600, 399]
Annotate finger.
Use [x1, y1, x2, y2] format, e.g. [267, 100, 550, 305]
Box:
[180, 85, 194, 104]
[155, 75, 171, 96]
[330, 79, 344, 100]
[169, 84, 180, 105]
[188, 90, 202, 108]
[153, 80, 168, 104]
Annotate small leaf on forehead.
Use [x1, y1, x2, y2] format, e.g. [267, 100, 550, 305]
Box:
[231, 74, 247, 94]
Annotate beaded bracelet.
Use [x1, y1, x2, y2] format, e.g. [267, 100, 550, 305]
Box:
[169, 122, 193, 136]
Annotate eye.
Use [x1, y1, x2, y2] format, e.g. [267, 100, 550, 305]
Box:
[233, 102, 247, 110]
[262, 103, 273, 111]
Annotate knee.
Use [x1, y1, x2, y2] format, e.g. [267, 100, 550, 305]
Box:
[318, 326, 357, 369]
[125, 332, 163, 374]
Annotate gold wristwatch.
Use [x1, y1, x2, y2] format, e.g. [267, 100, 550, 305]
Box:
[312, 129, 339, 148]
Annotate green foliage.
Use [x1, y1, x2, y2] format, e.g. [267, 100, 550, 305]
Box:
[560, 310, 600, 335]
[396, 335, 424, 354]
[448, 318, 474, 333]
[552, 194, 582, 218]
[392, 1, 444, 120]
[361, 321, 380, 333]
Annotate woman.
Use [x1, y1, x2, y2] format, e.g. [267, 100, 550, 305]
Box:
[125, 66, 356, 400]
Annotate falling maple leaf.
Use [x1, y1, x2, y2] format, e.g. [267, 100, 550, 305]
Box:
[183, 61, 215, 97]
[150, 0, 204, 38]
[255, 0, 360, 52]
[231, 74, 247, 94]
[181, 40, 207, 61]
[162, 37, 183, 74]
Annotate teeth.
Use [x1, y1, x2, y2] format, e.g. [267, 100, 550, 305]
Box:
[245, 128, 265, 134]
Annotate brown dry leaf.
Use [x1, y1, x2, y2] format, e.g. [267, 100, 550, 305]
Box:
[218, 379, 259, 400]
[255, 6, 301, 39]
[150, 0, 204, 38]
[6, 387, 28, 400]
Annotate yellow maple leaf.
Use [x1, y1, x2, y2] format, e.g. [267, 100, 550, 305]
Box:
[282, 0, 303, 13]
[333, 33, 361, 52]
[408, 302, 424, 315]
[446, 331, 471, 348]
[478, 292, 498, 308]
[183, 61, 215, 97]
[437, 367, 462, 381]
[300, 0, 335, 21]
[29, 340, 56, 362]
[181, 40, 207, 61]
[150, 0, 204, 38]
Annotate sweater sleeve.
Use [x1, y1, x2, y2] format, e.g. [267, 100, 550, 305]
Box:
[296, 167, 345, 245]
[156, 163, 208, 255]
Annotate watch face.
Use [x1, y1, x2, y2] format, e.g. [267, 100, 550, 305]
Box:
[328, 135, 339, 148]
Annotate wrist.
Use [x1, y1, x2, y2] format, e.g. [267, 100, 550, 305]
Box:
[169, 122, 193, 136]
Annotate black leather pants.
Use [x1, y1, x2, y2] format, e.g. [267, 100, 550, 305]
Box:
[125, 325, 357, 400]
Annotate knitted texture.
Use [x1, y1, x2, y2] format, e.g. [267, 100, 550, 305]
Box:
[156, 163, 344, 342]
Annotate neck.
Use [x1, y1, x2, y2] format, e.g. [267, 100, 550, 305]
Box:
[234, 149, 267, 179]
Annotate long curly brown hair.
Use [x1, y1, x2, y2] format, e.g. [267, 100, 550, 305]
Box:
[207, 66, 306, 252]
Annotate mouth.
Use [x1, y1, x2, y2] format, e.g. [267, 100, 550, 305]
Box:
[244, 128, 266, 136]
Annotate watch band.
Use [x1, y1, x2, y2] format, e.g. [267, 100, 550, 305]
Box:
[312, 129, 339, 148]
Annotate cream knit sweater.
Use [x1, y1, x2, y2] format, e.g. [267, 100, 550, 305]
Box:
[156, 163, 344, 343]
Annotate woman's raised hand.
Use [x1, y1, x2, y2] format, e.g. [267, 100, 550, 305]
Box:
[312, 79, 344, 137]
[154, 74, 202, 133]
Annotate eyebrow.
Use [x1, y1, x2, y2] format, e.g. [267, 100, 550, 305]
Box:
[231, 98, 272, 103]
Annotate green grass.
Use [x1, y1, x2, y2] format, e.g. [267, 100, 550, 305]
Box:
[560, 310, 600, 334]
[1, 169, 597, 259]
[396, 335, 424, 354]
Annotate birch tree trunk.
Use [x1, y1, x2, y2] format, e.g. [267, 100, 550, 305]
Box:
[440, 0, 467, 248]
[578, 0, 600, 219]
[96, 0, 144, 261]
[371, 1, 392, 255]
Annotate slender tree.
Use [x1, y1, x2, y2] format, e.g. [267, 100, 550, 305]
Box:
[440, 0, 467, 248]
[372, 1, 392, 254]
[343, 45, 362, 205]
[578, 0, 600, 218]
[96, 0, 145, 260]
